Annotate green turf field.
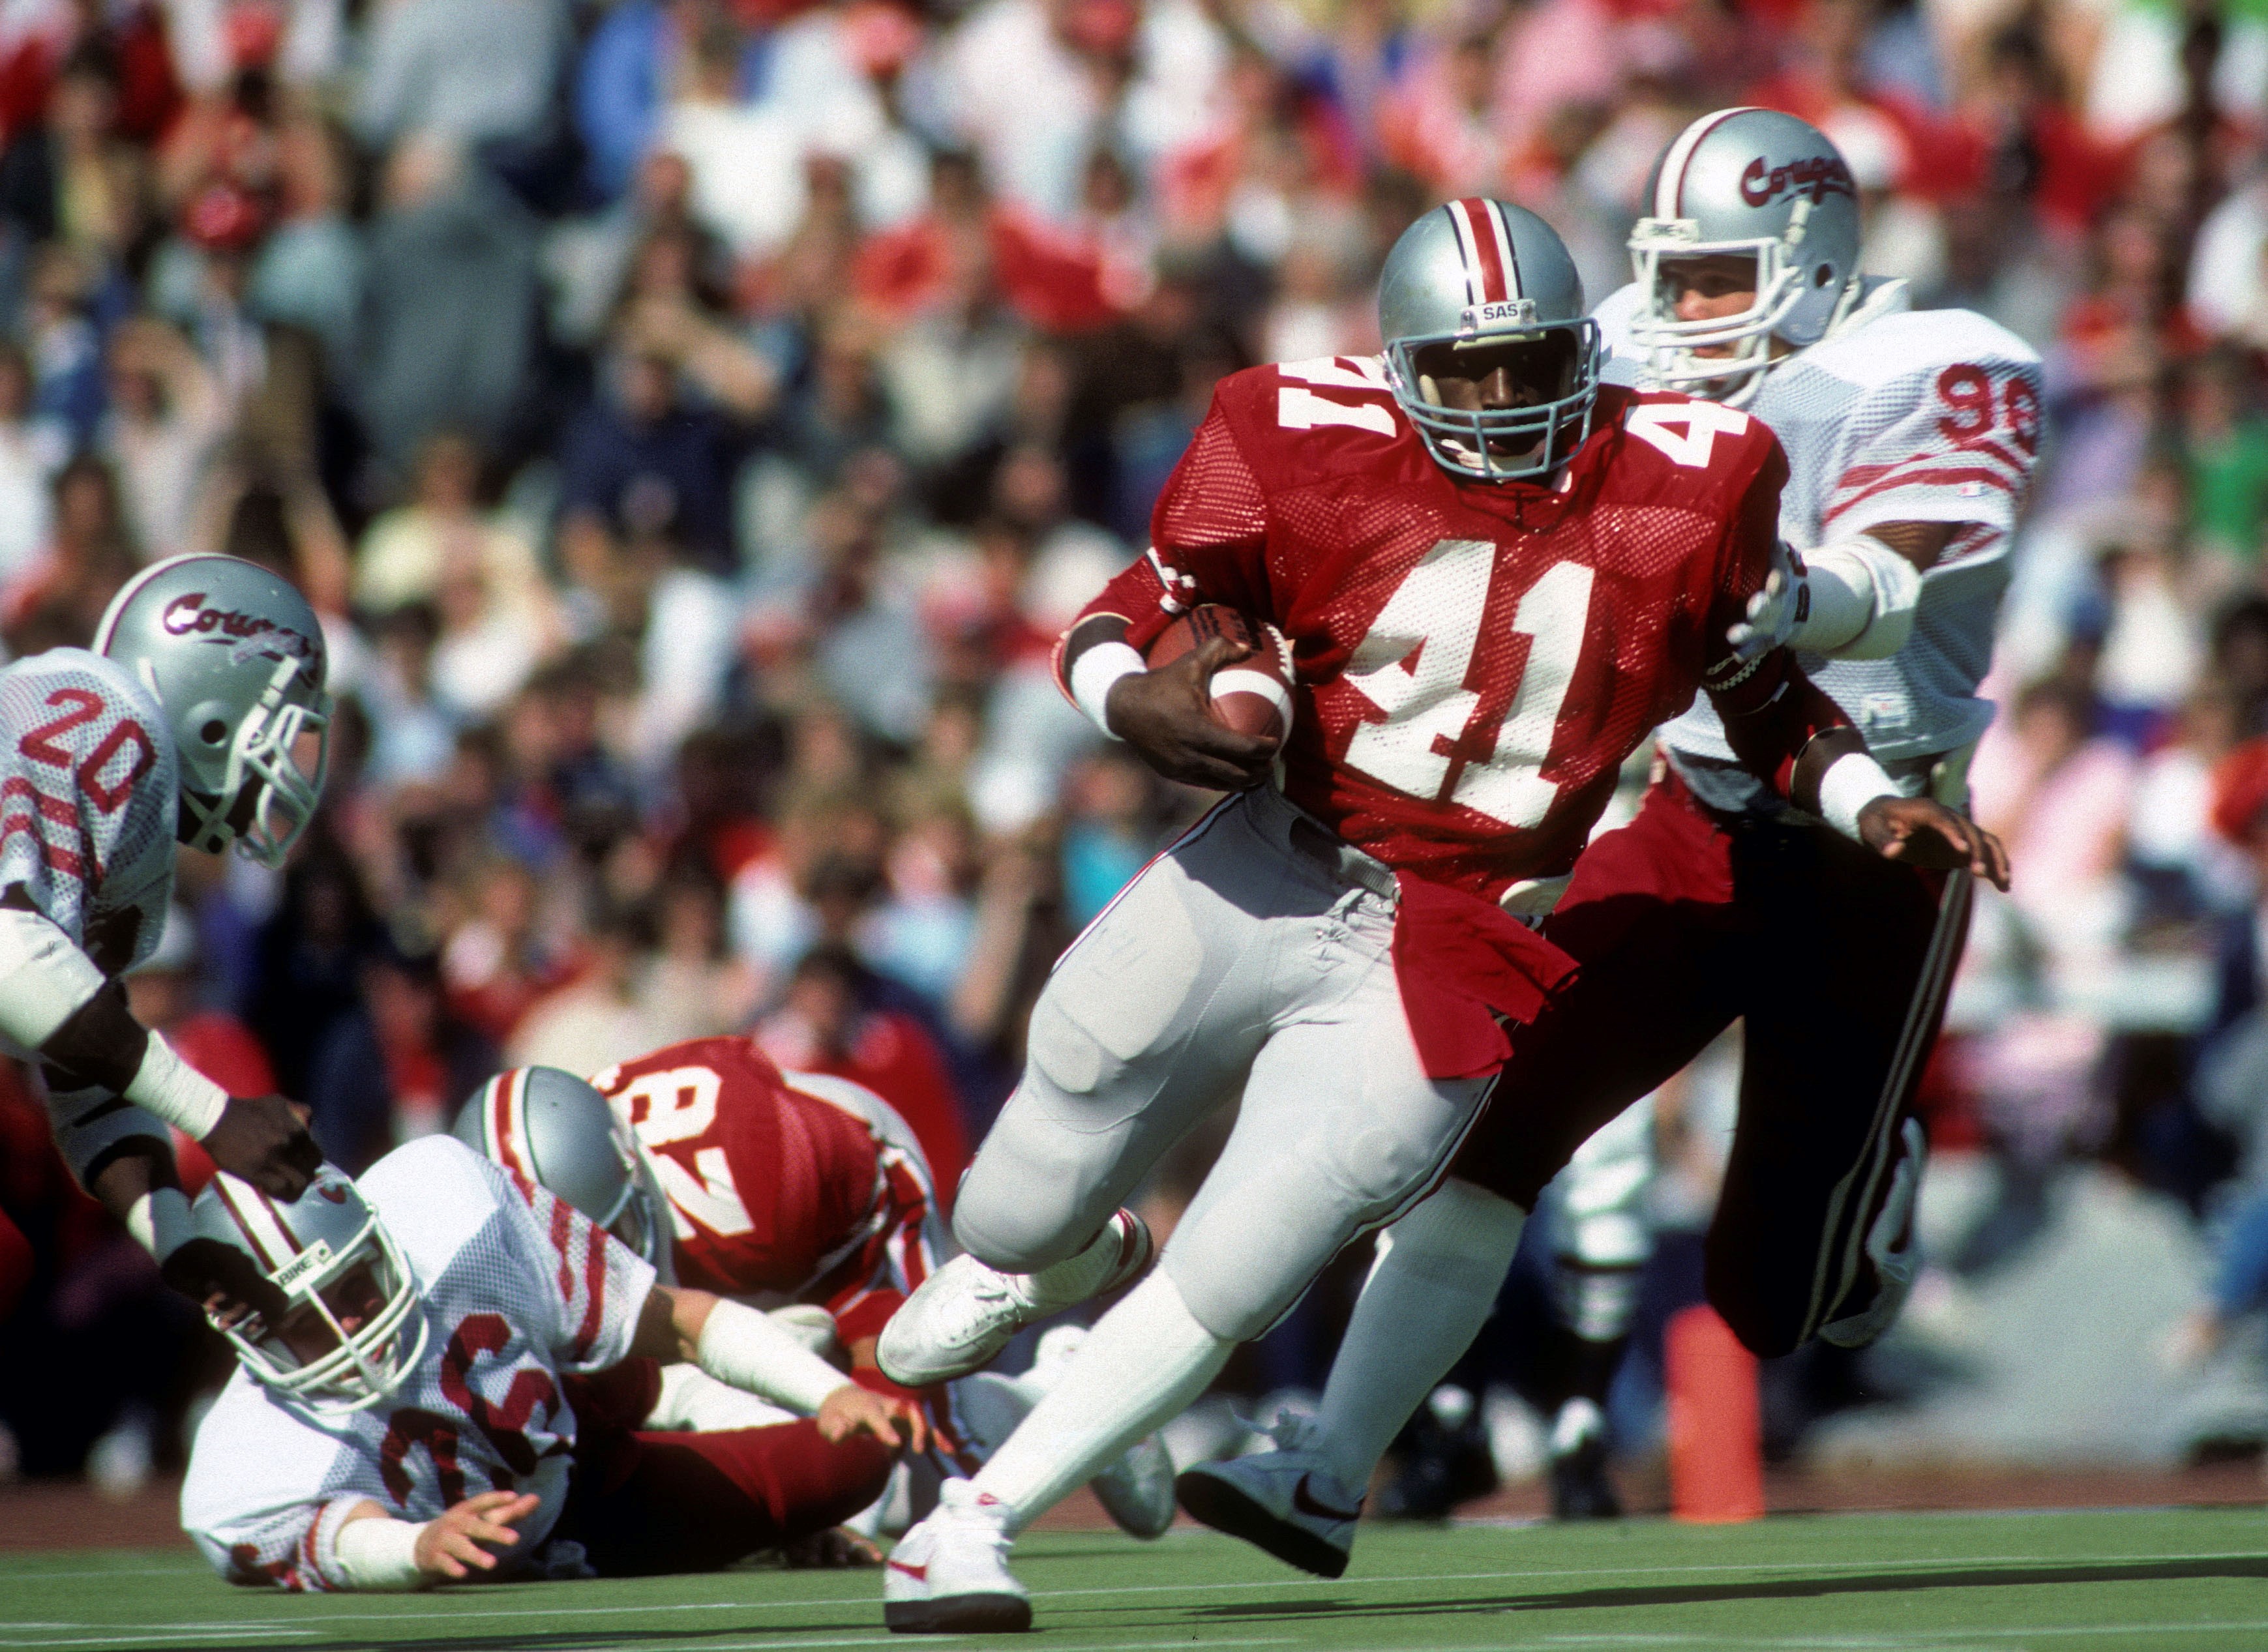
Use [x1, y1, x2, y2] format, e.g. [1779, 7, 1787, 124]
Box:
[4, 1510, 2266, 1651]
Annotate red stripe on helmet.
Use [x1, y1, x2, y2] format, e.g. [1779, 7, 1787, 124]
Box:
[1452, 198, 1509, 303]
[489, 1070, 535, 1181]
[220, 1183, 280, 1271]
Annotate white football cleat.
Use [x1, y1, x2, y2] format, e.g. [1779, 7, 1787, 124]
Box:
[882, 1477, 1030, 1634]
[879, 1209, 1152, 1387]
[1174, 1413, 1362, 1578]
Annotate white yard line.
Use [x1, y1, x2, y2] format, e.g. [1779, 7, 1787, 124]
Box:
[3, 1544, 2261, 1645]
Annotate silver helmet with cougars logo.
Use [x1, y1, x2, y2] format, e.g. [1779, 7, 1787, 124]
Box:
[1628, 108, 1863, 406]
[1379, 197, 1600, 482]
[93, 553, 331, 867]
[192, 1162, 428, 1413]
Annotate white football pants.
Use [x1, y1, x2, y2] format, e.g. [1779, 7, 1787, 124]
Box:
[955, 786, 1493, 1342]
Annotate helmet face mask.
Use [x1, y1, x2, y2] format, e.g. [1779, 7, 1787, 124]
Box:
[176, 649, 332, 866]
[195, 1166, 428, 1415]
[94, 555, 333, 869]
[1628, 108, 1863, 407]
[1378, 199, 1601, 484]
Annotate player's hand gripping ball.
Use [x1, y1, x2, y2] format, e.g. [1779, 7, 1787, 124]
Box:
[1142, 605, 1295, 752]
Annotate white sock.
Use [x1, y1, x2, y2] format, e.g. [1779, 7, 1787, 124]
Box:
[1316, 1178, 1525, 1494]
[972, 1271, 1230, 1529]
[1017, 1216, 1131, 1312]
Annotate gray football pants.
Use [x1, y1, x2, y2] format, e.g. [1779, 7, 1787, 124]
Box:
[954, 786, 1494, 1343]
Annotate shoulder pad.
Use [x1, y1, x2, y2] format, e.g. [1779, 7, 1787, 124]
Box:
[1599, 386, 1778, 494]
[1212, 357, 1421, 486]
[1797, 307, 2042, 391]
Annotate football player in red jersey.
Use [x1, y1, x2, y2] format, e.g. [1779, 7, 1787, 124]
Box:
[1190, 110, 2044, 1559]
[873, 199, 2005, 1633]
[454, 1050, 1171, 1537]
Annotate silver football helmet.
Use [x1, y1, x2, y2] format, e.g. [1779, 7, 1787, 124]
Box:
[1379, 198, 1600, 482]
[1628, 108, 1863, 406]
[93, 554, 331, 867]
[192, 1162, 428, 1414]
[453, 1067, 666, 1267]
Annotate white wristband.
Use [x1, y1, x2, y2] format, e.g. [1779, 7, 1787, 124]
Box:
[695, 1297, 851, 1415]
[124, 1187, 192, 1261]
[1818, 750, 1902, 842]
[1069, 642, 1146, 737]
[125, 1035, 229, 1140]
[333, 1514, 431, 1590]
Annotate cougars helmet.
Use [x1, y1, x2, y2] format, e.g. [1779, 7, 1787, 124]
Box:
[192, 1163, 428, 1413]
[453, 1067, 666, 1268]
[1627, 108, 1864, 406]
[93, 553, 331, 867]
[1379, 198, 1600, 482]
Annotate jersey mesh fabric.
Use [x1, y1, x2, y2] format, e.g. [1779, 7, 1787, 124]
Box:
[180, 1136, 656, 1591]
[0, 649, 177, 975]
[1077, 362, 1809, 896]
[1595, 282, 2044, 804]
[594, 1038, 939, 1346]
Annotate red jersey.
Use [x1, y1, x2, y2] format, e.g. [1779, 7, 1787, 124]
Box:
[593, 1037, 941, 1351]
[1066, 359, 1844, 904]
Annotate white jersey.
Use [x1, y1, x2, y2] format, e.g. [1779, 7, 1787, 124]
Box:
[0, 649, 187, 1181]
[0, 647, 176, 976]
[181, 1136, 656, 1591]
[1595, 279, 2044, 814]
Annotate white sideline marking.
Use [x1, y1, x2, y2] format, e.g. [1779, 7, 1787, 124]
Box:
[4, 1544, 2260, 1644]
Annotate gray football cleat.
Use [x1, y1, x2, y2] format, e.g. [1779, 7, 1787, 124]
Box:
[1174, 1412, 1362, 1579]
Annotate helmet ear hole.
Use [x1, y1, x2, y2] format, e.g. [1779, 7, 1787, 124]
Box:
[200, 718, 228, 745]
[1814, 264, 1836, 287]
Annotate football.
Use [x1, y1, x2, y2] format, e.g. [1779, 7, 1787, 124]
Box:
[1144, 604, 1296, 749]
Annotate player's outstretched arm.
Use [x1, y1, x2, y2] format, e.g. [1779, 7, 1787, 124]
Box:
[5, 899, 322, 1200]
[1790, 727, 2010, 889]
[85, 1142, 289, 1325]
[331, 1492, 543, 1587]
[1725, 524, 1954, 664]
[631, 1285, 929, 1453]
[1063, 615, 1276, 792]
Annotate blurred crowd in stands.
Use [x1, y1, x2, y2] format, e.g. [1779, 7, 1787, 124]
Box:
[3, 0, 2268, 1491]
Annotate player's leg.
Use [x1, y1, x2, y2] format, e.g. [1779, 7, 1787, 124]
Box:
[563, 1421, 896, 1576]
[886, 869, 1489, 1629]
[882, 799, 1291, 1385]
[1539, 1096, 1655, 1518]
[1182, 781, 1744, 1571]
[0, 1206, 29, 1321]
[950, 1325, 1178, 1540]
[1706, 827, 1969, 1359]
